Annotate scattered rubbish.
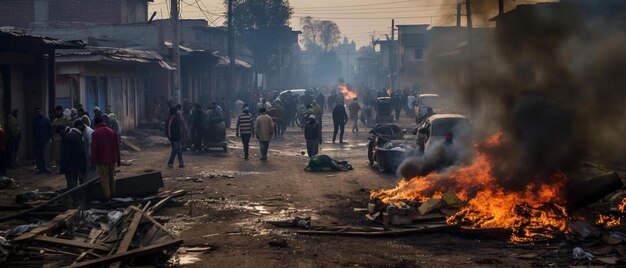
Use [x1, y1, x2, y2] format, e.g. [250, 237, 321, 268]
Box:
[418, 199, 443, 215]
[0, 176, 15, 189]
[15, 189, 57, 205]
[0, 223, 40, 236]
[573, 247, 594, 260]
[268, 239, 288, 248]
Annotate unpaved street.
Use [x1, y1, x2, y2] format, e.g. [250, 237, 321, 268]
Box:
[0, 112, 617, 267]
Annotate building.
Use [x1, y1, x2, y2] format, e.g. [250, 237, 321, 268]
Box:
[0, 0, 153, 28]
[354, 45, 382, 90]
[333, 37, 357, 85]
[397, 24, 429, 91]
[0, 29, 83, 159]
[55, 47, 173, 129]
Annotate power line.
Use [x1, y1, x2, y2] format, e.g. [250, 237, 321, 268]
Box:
[292, 14, 454, 20]
[294, 9, 454, 16]
[296, 0, 412, 9]
[295, 3, 456, 11]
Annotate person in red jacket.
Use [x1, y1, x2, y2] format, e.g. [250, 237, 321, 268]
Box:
[90, 117, 120, 200]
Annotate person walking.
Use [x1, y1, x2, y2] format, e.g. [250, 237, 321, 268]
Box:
[6, 109, 21, 168]
[166, 107, 185, 168]
[57, 125, 87, 203]
[255, 108, 274, 161]
[32, 108, 52, 174]
[332, 100, 349, 143]
[304, 115, 322, 158]
[348, 99, 362, 133]
[91, 117, 121, 201]
[190, 104, 205, 152]
[236, 106, 254, 159]
[392, 92, 403, 121]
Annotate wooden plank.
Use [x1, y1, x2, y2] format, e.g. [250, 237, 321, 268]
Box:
[121, 138, 141, 152]
[65, 238, 183, 268]
[0, 177, 100, 222]
[13, 209, 78, 241]
[32, 236, 112, 251]
[130, 206, 178, 239]
[109, 208, 143, 268]
[147, 190, 186, 216]
[295, 224, 453, 237]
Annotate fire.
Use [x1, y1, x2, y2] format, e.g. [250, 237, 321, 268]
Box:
[370, 132, 570, 243]
[597, 214, 621, 227]
[618, 197, 626, 213]
[338, 85, 357, 100]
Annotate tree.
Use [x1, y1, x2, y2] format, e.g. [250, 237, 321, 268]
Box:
[224, 0, 294, 89]
[300, 16, 320, 50]
[318, 20, 341, 51]
[227, 0, 293, 31]
[300, 17, 341, 52]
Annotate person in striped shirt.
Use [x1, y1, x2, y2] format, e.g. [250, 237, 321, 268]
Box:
[236, 106, 254, 159]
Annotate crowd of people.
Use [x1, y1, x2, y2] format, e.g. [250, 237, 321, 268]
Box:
[0, 104, 123, 203]
[163, 86, 424, 162]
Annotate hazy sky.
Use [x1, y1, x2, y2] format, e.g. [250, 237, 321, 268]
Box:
[148, 0, 543, 47]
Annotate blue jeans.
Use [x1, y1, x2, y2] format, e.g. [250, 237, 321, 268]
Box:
[168, 141, 184, 166]
[240, 133, 251, 157]
[259, 141, 270, 159]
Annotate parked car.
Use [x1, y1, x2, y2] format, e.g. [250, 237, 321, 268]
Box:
[414, 93, 440, 122]
[368, 124, 409, 173]
[415, 113, 470, 156]
[375, 97, 394, 124]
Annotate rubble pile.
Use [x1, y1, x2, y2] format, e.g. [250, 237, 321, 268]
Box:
[0, 172, 186, 267]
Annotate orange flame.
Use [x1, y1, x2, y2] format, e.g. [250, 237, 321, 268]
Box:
[338, 85, 357, 100]
[618, 197, 626, 213]
[597, 214, 621, 228]
[370, 132, 570, 243]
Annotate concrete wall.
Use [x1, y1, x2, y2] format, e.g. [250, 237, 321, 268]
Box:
[0, 0, 35, 28]
[30, 23, 162, 51]
[0, 0, 148, 28]
[1, 52, 48, 161]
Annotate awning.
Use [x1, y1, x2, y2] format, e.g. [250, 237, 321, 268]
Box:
[56, 46, 174, 70]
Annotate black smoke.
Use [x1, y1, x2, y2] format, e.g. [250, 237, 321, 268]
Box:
[425, 0, 626, 191]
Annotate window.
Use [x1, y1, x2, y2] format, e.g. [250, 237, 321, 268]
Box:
[414, 49, 423, 59]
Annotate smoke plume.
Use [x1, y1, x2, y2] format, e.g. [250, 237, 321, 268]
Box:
[426, 0, 626, 191]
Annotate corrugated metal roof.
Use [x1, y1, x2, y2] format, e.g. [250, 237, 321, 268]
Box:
[217, 56, 252, 68]
[56, 46, 173, 70]
[0, 29, 84, 49]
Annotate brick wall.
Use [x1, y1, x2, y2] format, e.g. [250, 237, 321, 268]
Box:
[0, 0, 35, 28]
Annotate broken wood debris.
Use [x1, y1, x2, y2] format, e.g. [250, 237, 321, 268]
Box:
[0, 185, 187, 267]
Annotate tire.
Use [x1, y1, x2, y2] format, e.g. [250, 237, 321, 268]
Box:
[367, 142, 375, 167]
[376, 153, 389, 173]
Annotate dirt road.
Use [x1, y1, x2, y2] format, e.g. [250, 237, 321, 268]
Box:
[0, 113, 590, 267]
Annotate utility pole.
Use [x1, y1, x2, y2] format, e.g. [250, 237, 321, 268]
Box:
[390, 19, 395, 91]
[498, 0, 504, 15]
[227, 0, 235, 100]
[346, 51, 349, 84]
[466, 0, 473, 28]
[457, 3, 462, 27]
[171, 0, 181, 103]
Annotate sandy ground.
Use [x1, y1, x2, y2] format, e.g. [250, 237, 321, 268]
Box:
[1, 112, 623, 267]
